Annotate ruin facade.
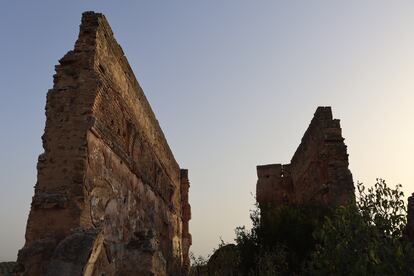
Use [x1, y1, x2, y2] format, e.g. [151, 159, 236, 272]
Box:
[406, 194, 414, 241]
[17, 12, 191, 276]
[256, 107, 354, 208]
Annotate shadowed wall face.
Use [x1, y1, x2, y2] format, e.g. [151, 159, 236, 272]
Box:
[406, 194, 414, 242]
[17, 12, 191, 276]
[257, 107, 354, 208]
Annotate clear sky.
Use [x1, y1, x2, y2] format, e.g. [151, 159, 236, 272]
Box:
[1, 1, 414, 261]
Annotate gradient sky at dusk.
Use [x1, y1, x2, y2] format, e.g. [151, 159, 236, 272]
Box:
[1, 1, 414, 261]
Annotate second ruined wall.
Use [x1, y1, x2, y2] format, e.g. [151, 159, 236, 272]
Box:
[290, 107, 354, 205]
[257, 107, 354, 207]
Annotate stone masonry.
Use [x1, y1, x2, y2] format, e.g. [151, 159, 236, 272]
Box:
[17, 12, 191, 276]
[406, 194, 414, 241]
[256, 107, 354, 208]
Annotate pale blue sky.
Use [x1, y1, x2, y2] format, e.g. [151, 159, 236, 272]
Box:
[1, 1, 414, 261]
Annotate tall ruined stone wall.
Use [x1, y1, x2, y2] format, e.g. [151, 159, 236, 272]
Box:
[17, 12, 191, 276]
[257, 107, 354, 207]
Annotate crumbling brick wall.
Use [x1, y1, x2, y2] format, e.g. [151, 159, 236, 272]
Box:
[406, 194, 414, 241]
[257, 107, 354, 208]
[17, 12, 191, 276]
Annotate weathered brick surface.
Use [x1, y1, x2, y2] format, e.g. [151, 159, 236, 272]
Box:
[257, 107, 354, 207]
[17, 12, 190, 275]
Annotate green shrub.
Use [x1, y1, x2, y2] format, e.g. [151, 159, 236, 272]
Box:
[308, 180, 414, 275]
[230, 179, 414, 275]
[235, 203, 330, 275]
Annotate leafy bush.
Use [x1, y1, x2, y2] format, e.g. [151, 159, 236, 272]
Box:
[235, 203, 330, 275]
[211, 179, 414, 276]
[189, 252, 208, 276]
[308, 180, 414, 275]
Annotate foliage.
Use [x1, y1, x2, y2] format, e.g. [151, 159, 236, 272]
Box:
[308, 180, 414, 275]
[357, 179, 407, 238]
[206, 179, 414, 276]
[234, 203, 330, 275]
[189, 252, 208, 276]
